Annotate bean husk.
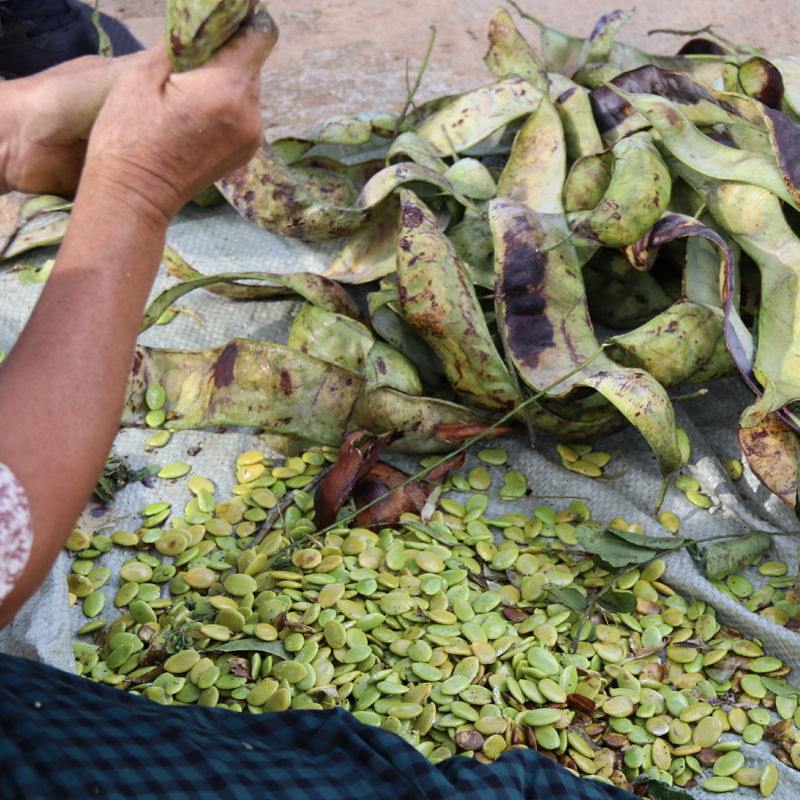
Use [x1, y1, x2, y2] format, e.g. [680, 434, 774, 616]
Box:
[395, 190, 520, 412]
[0, 192, 71, 261]
[414, 76, 543, 156]
[141, 267, 367, 332]
[167, 0, 255, 73]
[484, 7, 548, 93]
[124, 340, 491, 453]
[217, 148, 482, 241]
[490, 196, 681, 476]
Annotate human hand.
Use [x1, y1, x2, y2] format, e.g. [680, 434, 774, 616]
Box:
[0, 53, 144, 196]
[78, 5, 277, 228]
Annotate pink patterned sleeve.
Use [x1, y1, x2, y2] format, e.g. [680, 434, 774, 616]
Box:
[0, 461, 33, 607]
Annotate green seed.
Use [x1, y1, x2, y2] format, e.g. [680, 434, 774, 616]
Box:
[164, 650, 200, 674]
[675, 475, 700, 492]
[88, 567, 112, 590]
[145, 385, 166, 411]
[569, 459, 602, 478]
[389, 703, 423, 719]
[725, 575, 753, 598]
[523, 708, 562, 727]
[145, 409, 166, 428]
[686, 490, 712, 508]
[583, 451, 610, 468]
[145, 430, 171, 447]
[477, 449, 507, 466]
[742, 723, 764, 744]
[703, 777, 739, 793]
[750, 656, 782, 673]
[713, 752, 745, 777]
[467, 467, 491, 490]
[143, 501, 170, 517]
[119, 562, 152, 583]
[76, 620, 107, 635]
[158, 462, 191, 479]
[83, 592, 105, 618]
[658, 511, 680, 533]
[129, 599, 157, 624]
[761, 764, 779, 797]
[759, 561, 788, 576]
[722, 458, 742, 480]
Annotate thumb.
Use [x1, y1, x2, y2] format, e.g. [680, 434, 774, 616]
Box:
[202, 3, 279, 78]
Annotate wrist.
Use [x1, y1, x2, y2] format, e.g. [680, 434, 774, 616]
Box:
[74, 166, 175, 238]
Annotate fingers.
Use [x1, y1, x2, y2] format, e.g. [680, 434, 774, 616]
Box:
[203, 3, 279, 78]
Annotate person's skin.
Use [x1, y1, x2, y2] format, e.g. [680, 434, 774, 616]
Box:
[0, 12, 277, 631]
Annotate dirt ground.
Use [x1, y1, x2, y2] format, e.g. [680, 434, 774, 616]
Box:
[100, 0, 800, 140]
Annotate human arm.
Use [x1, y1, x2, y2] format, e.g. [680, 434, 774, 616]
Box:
[0, 8, 277, 629]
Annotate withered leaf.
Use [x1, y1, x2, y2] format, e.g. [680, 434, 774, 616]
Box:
[352, 452, 465, 529]
[313, 430, 390, 530]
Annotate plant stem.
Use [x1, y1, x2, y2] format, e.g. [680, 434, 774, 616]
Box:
[652, 473, 671, 517]
[670, 388, 708, 402]
[505, 0, 546, 29]
[394, 26, 436, 139]
[647, 25, 714, 37]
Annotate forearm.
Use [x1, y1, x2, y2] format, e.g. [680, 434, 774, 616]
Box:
[0, 179, 168, 627]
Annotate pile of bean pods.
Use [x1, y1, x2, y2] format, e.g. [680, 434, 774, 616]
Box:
[65, 437, 800, 798]
[109, 4, 800, 514]
[7, 7, 800, 507]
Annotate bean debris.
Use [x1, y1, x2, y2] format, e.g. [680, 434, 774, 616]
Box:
[65, 443, 794, 796]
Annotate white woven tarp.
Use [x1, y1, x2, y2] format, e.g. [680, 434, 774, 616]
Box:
[1, 198, 799, 800]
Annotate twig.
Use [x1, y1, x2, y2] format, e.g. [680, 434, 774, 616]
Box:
[394, 25, 436, 139]
[404, 60, 420, 121]
[647, 25, 714, 37]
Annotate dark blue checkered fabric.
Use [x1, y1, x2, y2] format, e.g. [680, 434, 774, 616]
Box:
[0, 652, 633, 800]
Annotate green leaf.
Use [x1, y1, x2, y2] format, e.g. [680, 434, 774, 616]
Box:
[687, 541, 702, 563]
[94, 476, 116, 505]
[129, 465, 160, 483]
[603, 528, 693, 552]
[210, 637, 288, 660]
[760, 676, 799, 698]
[705, 531, 771, 578]
[548, 586, 587, 613]
[574, 524, 659, 567]
[596, 589, 638, 614]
